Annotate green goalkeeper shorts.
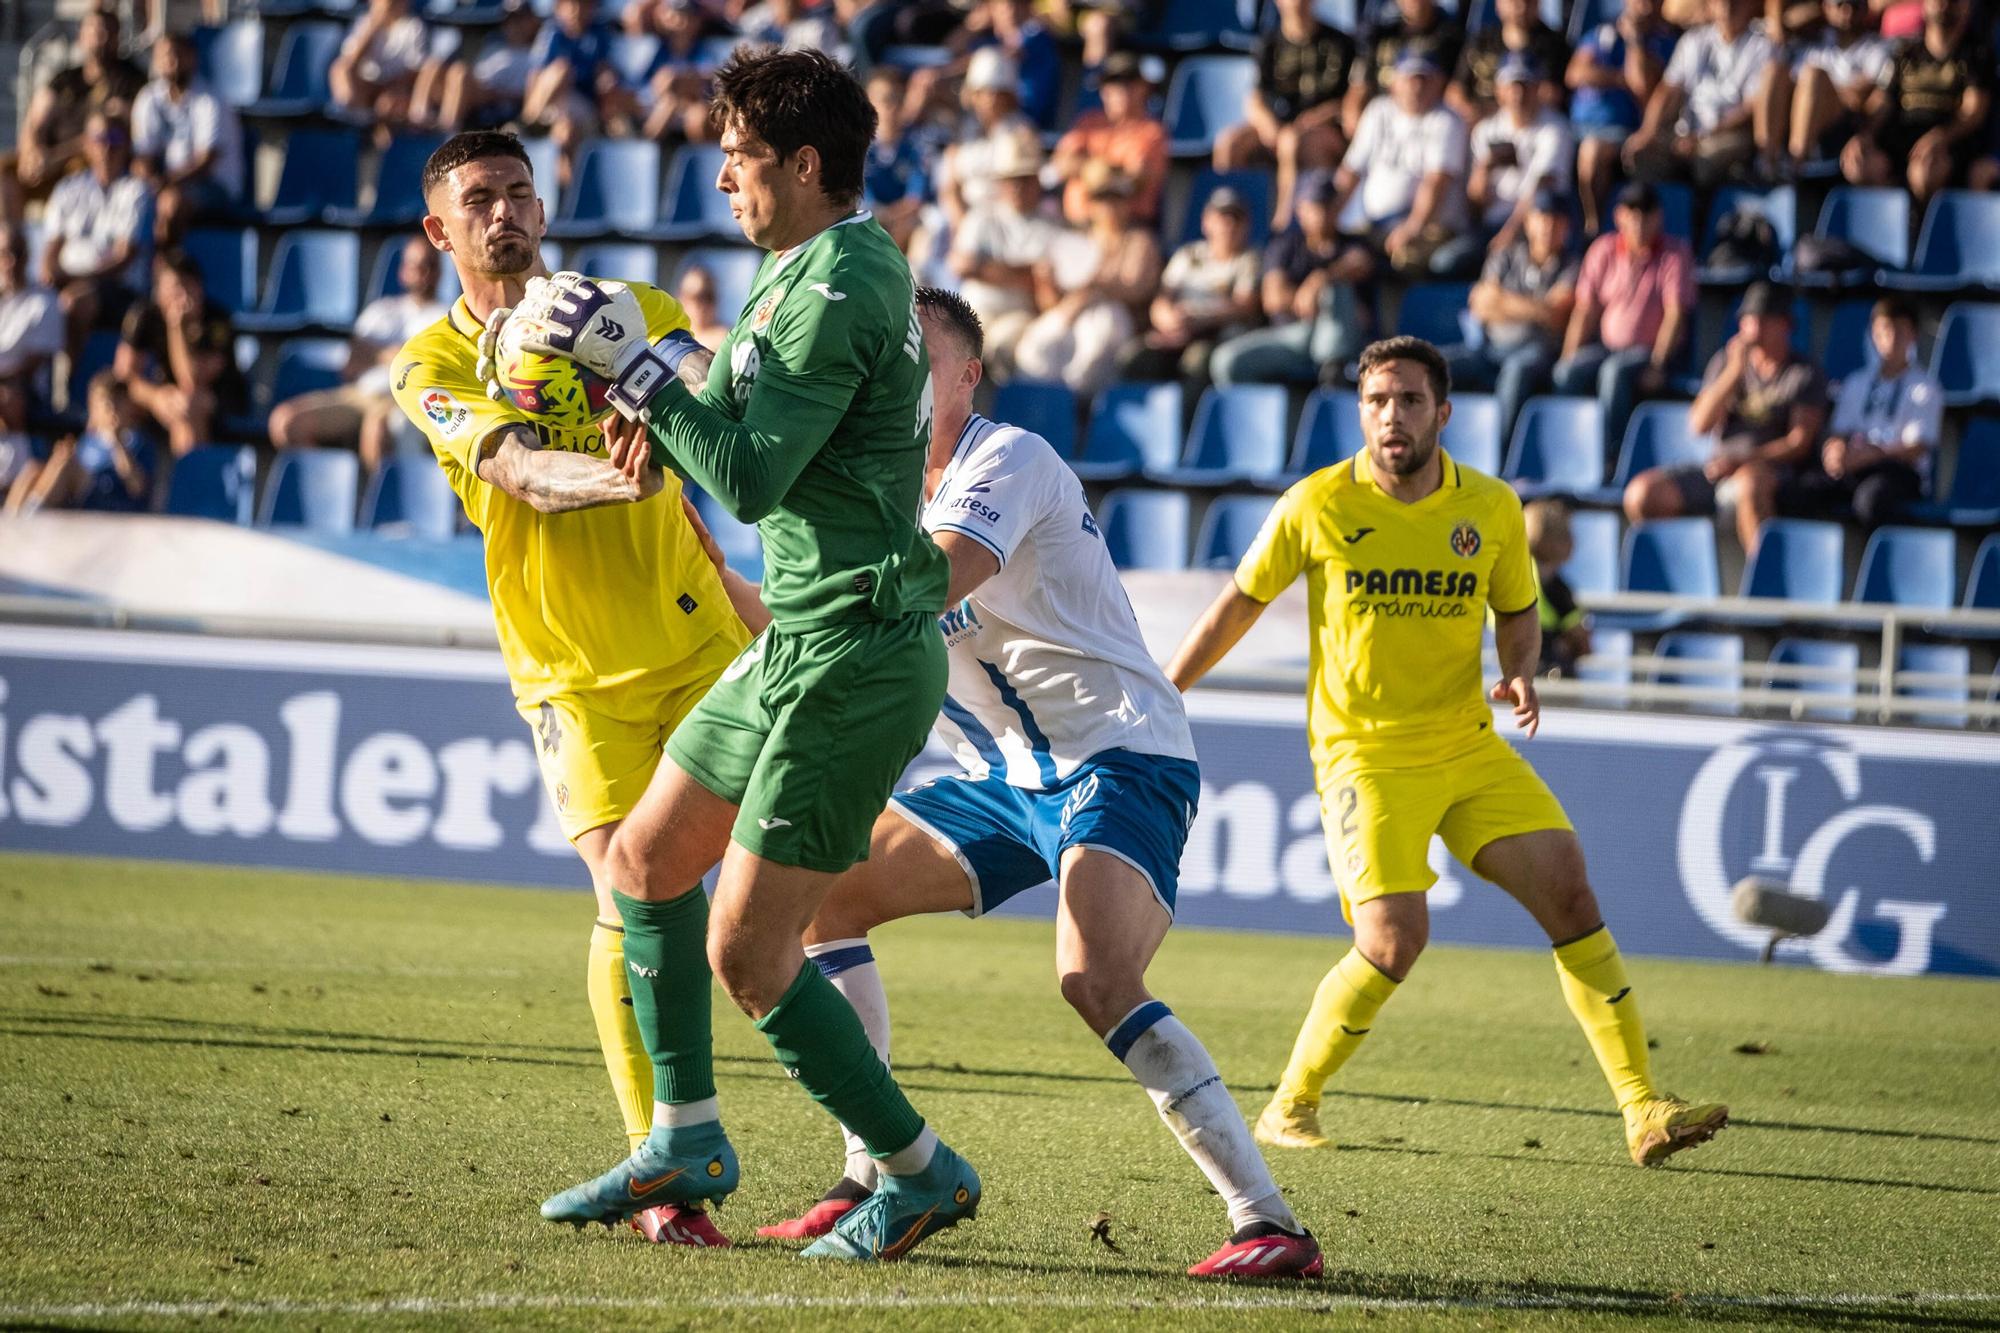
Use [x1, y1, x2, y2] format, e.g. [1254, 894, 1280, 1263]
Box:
[665, 612, 947, 873]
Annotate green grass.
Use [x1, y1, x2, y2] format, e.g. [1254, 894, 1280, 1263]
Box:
[0, 852, 1996, 1332]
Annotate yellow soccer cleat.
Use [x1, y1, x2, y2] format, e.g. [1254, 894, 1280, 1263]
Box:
[1253, 1096, 1332, 1150]
[1623, 1094, 1729, 1166]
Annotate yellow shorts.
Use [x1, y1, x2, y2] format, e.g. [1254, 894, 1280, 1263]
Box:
[1318, 730, 1572, 920]
[518, 625, 749, 842]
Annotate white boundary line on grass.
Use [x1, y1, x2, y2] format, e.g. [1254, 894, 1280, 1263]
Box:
[3, 1291, 1997, 1320]
[0, 953, 526, 979]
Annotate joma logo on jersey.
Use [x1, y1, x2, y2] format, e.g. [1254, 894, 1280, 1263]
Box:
[1344, 568, 1480, 597]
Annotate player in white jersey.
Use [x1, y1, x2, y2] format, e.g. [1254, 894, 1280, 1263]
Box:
[743, 288, 1322, 1279]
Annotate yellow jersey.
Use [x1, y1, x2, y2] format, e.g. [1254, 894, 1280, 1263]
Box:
[1235, 450, 1538, 772]
[391, 282, 741, 708]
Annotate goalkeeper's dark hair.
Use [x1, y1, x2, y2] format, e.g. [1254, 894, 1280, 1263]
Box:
[915, 287, 983, 360]
[421, 130, 534, 203]
[1356, 335, 1451, 404]
[711, 47, 875, 209]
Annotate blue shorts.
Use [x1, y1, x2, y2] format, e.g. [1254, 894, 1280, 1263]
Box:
[888, 748, 1200, 917]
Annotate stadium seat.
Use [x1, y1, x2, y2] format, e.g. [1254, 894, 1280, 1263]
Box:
[1174, 168, 1275, 249]
[269, 338, 348, 407]
[1961, 533, 2000, 639]
[1562, 509, 1621, 596]
[1929, 304, 2000, 408]
[608, 32, 661, 87]
[1798, 187, 1909, 286]
[165, 445, 258, 524]
[182, 227, 257, 315]
[1574, 625, 1634, 698]
[246, 21, 344, 118]
[329, 133, 445, 227]
[258, 450, 360, 533]
[1605, 516, 1718, 631]
[194, 20, 264, 108]
[1819, 298, 1876, 382]
[548, 140, 661, 239]
[1167, 384, 1290, 485]
[1650, 631, 1744, 715]
[1898, 642, 1972, 727]
[881, 45, 954, 71]
[520, 136, 561, 197]
[1595, 401, 1699, 506]
[649, 145, 736, 240]
[63, 331, 122, 418]
[1194, 494, 1275, 568]
[237, 231, 361, 334]
[1739, 518, 1844, 608]
[1163, 55, 1255, 156]
[1655, 182, 1694, 255]
[1502, 396, 1604, 498]
[361, 457, 461, 540]
[1440, 392, 1502, 475]
[364, 239, 462, 308]
[671, 246, 761, 324]
[1099, 488, 1191, 570]
[991, 380, 1079, 460]
[1135, 0, 1254, 50]
[1289, 388, 1365, 474]
[568, 242, 660, 287]
[262, 128, 361, 226]
[1698, 185, 1795, 285]
[1567, 0, 1619, 41]
[687, 487, 764, 582]
[1909, 417, 2000, 527]
[1764, 637, 1861, 722]
[1852, 525, 1956, 608]
[1881, 191, 2000, 292]
[1073, 382, 1183, 482]
[1396, 283, 1474, 347]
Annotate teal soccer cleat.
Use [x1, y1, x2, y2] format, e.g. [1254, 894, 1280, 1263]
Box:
[540, 1122, 738, 1228]
[800, 1144, 979, 1262]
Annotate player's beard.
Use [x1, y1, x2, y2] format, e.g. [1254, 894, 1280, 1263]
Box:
[1373, 424, 1439, 476]
[465, 231, 537, 277]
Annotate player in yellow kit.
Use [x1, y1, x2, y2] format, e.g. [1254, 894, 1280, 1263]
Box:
[1168, 337, 1728, 1168]
[390, 131, 753, 1243]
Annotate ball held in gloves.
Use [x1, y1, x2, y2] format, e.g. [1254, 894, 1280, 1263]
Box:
[491, 314, 617, 431]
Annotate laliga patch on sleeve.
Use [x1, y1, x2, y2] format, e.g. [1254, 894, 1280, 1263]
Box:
[420, 388, 473, 437]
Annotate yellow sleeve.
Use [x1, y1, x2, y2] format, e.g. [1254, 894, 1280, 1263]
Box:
[1234, 479, 1313, 604]
[389, 334, 521, 480]
[1487, 489, 1538, 615]
[631, 281, 693, 341]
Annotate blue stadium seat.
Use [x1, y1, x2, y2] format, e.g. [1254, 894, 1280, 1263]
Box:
[247, 21, 344, 118]
[1881, 192, 2000, 292]
[992, 380, 1079, 460]
[688, 487, 764, 583]
[1699, 185, 1795, 285]
[1961, 533, 2000, 635]
[1397, 283, 1474, 347]
[609, 32, 661, 87]
[329, 133, 445, 227]
[195, 20, 264, 108]
[520, 136, 561, 198]
[1929, 304, 2000, 408]
[1650, 631, 1744, 715]
[1898, 642, 1972, 727]
[548, 140, 661, 239]
[1799, 188, 1909, 287]
[1605, 516, 1718, 631]
[1163, 56, 1255, 156]
[649, 145, 735, 240]
[569, 242, 660, 286]
[1562, 510, 1621, 597]
[1099, 488, 1191, 570]
[1136, 0, 1254, 50]
[881, 45, 954, 70]
[1440, 392, 1502, 474]
[1655, 182, 1694, 255]
[1764, 637, 1861, 722]
[1167, 384, 1290, 484]
[262, 128, 361, 226]
[165, 445, 257, 524]
[1852, 525, 1956, 607]
[1595, 400, 1699, 506]
[258, 449, 360, 533]
[1503, 396, 1604, 498]
[237, 231, 360, 333]
[1740, 518, 1844, 605]
[1819, 298, 1875, 382]
[1575, 625, 1633, 697]
[1174, 168, 1275, 249]
[269, 338, 348, 407]
[1909, 417, 2000, 527]
[671, 246, 761, 324]
[1194, 494, 1275, 568]
[182, 227, 257, 315]
[361, 457, 461, 540]
[63, 330, 122, 418]
[1289, 388, 1365, 474]
[1074, 382, 1183, 481]
[364, 239, 461, 307]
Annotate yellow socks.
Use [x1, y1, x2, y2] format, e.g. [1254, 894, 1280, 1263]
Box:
[586, 920, 655, 1149]
[1554, 926, 1657, 1109]
[1275, 948, 1401, 1106]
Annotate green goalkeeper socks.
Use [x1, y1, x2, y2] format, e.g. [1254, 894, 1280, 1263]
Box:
[611, 888, 716, 1106]
[757, 960, 927, 1158]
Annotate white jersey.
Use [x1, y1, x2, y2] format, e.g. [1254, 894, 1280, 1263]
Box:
[925, 413, 1197, 790]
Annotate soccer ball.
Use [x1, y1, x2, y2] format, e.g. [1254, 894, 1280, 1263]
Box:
[492, 321, 615, 431]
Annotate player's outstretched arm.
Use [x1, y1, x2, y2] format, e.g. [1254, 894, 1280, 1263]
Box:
[1490, 605, 1543, 738]
[1167, 584, 1270, 692]
[477, 423, 663, 513]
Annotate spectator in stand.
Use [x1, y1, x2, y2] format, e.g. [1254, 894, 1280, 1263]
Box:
[948, 133, 1065, 379]
[1049, 52, 1169, 228]
[1446, 189, 1577, 447]
[131, 31, 245, 243]
[677, 263, 733, 349]
[1555, 182, 1693, 451]
[269, 238, 444, 469]
[1808, 297, 1943, 528]
[1623, 281, 1824, 555]
[330, 0, 437, 135]
[522, 0, 639, 189]
[934, 48, 1033, 234]
[1523, 499, 1590, 675]
[1450, 0, 1571, 123]
[1567, 0, 1677, 234]
[434, 0, 542, 132]
[639, 0, 721, 145]
[1331, 52, 1473, 278]
[0, 229, 64, 487]
[1766, 0, 1890, 170]
[1014, 163, 1162, 396]
[41, 110, 155, 369]
[1468, 55, 1575, 257]
[1210, 169, 1375, 386]
[1623, 0, 1779, 187]
[1212, 0, 1356, 231]
[1118, 185, 1262, 384]
[1841, 0, 1993, 207]
[3, 372, 154, 516]
[737, 0, 847, 53]
[2, 8, 145, 228]
[115, 248, 247, 458]
[956, 0, 1062, 131]
[1346, 0, 1466, 133]
[862, 66, 935, 250]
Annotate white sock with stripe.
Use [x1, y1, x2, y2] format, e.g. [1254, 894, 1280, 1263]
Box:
[806, 937, 888, 1192]
[1106, 1000, 1298, 1234]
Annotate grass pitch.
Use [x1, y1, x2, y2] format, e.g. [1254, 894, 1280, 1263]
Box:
[1, 853, 1996, 1331]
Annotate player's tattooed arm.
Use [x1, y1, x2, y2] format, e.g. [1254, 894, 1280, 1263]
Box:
[674, 343, 714, 394]
[476, 423, 664, 513]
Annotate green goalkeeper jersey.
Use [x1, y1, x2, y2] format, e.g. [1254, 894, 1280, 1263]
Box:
[643, 211, 947, 629]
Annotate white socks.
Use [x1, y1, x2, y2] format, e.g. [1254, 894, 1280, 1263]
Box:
[806, 937, 889, 1190]
[651, 1095, 719, 1130]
